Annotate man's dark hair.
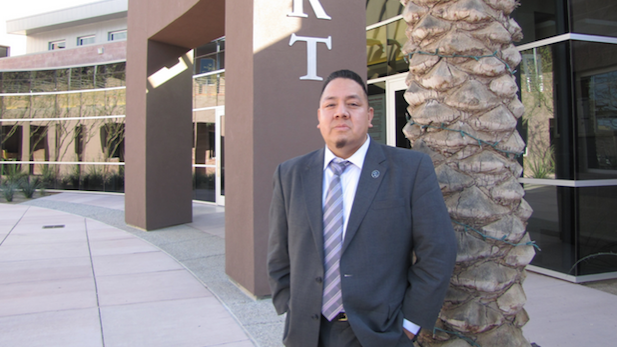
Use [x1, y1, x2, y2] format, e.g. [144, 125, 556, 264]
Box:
[320, 69, 368, 99]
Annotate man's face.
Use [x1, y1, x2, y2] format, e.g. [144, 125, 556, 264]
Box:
[317, 78, 374, 159]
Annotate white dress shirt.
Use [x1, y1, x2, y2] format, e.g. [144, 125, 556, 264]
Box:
[321, 135, 421, 336]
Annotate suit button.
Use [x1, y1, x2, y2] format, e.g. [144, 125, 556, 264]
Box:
[316, 277, 323, 283]
[312, 314, 320, 320]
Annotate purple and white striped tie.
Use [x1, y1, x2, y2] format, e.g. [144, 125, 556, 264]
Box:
[322, 158, 350, 321]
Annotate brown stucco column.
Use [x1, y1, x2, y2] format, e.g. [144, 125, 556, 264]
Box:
[125, 41, 194, 230]
[225, 0, 366, 297]
[125, 0, 224, 230]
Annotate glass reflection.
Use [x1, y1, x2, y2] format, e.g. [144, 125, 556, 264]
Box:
[395, 89, 410, 149]
[577, 186, 617, 275]
[386, 19, 408, 75]
[367, 18, 409, 79]
[367, 26, 387, 79]
[193, 167, 216, 202]
[520, 46, 556, 179]
[368, 82, 386, 144]
[574, 41, 617, 179]
[571, 0, 617, 37]
[0, 63, 125, 93]
[512, 0, 565, 45]
[520, 42, 574, 180]
[525, 184, 575, 274]
[366, 0, 403, 27]
[193, 72, 225, 109]
[194, 38, 225, 74]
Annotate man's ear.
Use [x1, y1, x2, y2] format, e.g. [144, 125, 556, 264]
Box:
[317, 109, 321, 129]
[368, 107, 374, 128]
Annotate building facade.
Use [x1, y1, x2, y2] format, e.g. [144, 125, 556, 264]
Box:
[1, 0, 617, 285]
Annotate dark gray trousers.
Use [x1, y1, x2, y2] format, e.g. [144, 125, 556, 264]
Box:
[318, 315, 362, 347]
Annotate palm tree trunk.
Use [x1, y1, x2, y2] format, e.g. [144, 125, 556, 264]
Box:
[401, 1, 535, 346]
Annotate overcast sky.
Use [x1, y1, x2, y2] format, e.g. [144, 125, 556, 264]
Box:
[1, 0, 100, 56]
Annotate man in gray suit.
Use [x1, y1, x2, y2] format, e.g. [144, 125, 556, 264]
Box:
[268, 69, 457, 347]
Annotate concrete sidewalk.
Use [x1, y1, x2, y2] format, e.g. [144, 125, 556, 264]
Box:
[1, 192, 616, 346]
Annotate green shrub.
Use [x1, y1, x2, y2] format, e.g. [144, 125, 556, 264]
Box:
[20, 176, 43, 199]
[61, 166, 81, 189]
[1, 182, 17, 202]
[1, 161, 27, 185]
[40, 165, 58, 189]
[82, 166, 104, 191]
[105, 169, 125, 192]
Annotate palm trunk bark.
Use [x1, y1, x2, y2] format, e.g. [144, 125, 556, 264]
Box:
[401, 1, 535, 346]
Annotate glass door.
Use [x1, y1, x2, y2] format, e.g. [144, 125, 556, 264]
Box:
[192, 105, 224, 206]
[385, 74, 411, 148]
[215, 108, 225, 206]
[368, 73, 410, 148]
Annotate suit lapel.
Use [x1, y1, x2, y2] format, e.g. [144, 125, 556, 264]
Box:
[342, 142, 387, 253]
[302, 149, 325, 262]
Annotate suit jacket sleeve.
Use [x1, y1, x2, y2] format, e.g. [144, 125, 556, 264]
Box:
[267, 164, 291, 315]
[404, 154, 457, 329]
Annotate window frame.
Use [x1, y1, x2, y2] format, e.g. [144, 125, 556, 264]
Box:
[108, 30, 127, 42]
[48, 40, 66, 51]
[77, 35, 96, 46]
[0, 45, 9, 57]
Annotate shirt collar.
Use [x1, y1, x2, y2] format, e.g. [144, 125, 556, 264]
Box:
[323, 135, 371, 171]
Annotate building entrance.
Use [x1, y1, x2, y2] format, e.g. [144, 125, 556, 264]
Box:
[368, 73, 411, 149]
[193, 105, 225, 206]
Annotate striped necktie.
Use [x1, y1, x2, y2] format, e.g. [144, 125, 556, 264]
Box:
[322, 158, 350, 321]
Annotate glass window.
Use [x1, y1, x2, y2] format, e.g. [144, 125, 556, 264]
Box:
[571, 0, 617, 37]
[70, 66, 95, 90]
[95, 63, 126, 88]
[1, 125, 23, 160]
[192, 108, 216, 203]
[193, 167, 216, 202]
[577, 186, 617, 275]
[77, 35, 95, 46]
[0, 45, 8, 58]
[195, 38, 225, 74]
[511, 0, 567, 45]
[394, 89, 410, 148]
[195, 41, 218, 57]
[519, 42, 574, 180]
[573, 41, 617, 179]
[525, 184, 576, 275]
[520, 46, 557, 179]
[1, 95, 30, 119]
[367, 82, 386, 144]
[366, 0, 403, 27]
[367, 18, 409, 79]
[1, 71, 31, 93]
[367, 25, 387, 79]
[29, 125, 49, 164]
[108, 30, 127, 41]
[49, 40, 66, 50]
[100, 122, 125, 160]
[31, 70, 56, 92]
[193, 72, 225, 109]
[385, 18, 408, 76]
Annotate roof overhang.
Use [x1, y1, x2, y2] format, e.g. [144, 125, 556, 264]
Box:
[6, 0, 128, 35]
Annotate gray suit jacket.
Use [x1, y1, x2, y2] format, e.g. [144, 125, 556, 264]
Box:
[268, 141, 457, 347]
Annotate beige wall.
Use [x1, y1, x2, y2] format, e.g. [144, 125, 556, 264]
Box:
[26, 18, 127, 54]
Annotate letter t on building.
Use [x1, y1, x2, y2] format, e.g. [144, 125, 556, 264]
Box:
[289, 34, 332, 81]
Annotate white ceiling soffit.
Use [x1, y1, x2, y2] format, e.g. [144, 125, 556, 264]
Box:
[6, 0, 128, 35]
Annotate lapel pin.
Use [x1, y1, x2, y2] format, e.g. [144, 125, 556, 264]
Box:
[371, 170, 380, 178]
